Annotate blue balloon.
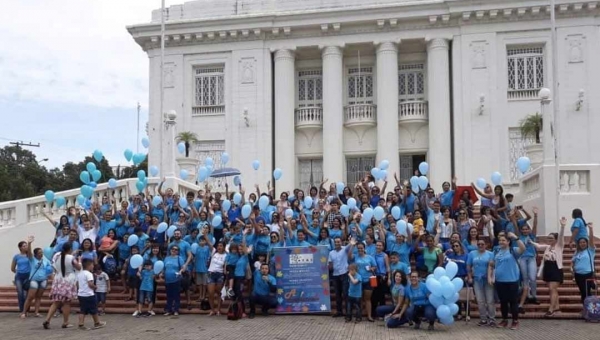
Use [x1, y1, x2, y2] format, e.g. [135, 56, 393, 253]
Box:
[370, 167, 380, 178]
[89, 182, 97, 189]
[80, 171, 91, 184]
[373, 206, 385, 221]
[124, 149, 133, 162]
[273, 168, 282, 181]
[418, 176, 429, 190]
[179, 197, 188, 209]
[198, 166, 209, 182]
[153, 260, 164, 275]
[86, 162, 96, 173]
[166, 225, 177, 238]
[76, 194, 86, 206]
[397, 220, 407, 235]
[427, 278, 442, 297]
[44, 190, 55, 203]
[222, 199, 231, 211]
[288, 195, 295, 203]
[379, 160, 389, 171]
[177, 142, 186, 155]
[233, 175, 241, 186]
[137, 170, 146, 181]
[391, 206, 401, 220]
[136, 180, 145, 192]
[517, 156, 531, 174]
[129, 254, 143, 269]
[439, 275, 451, 285]
[449, 303, 459, 316]
[93, 150, 103, 162]
[491, 171, 502, 186]
[157, 222, 168, 233]
[108, 178, 117, 189]
[436, 305, 451, 320]
[283, 209, 292, 218]
[410, 176, 419, 190]
[442, 281, 455, 299]
[43, 247, 54, 261]
[241, 204, 252, 219]
[141, 137, 150, 149]
[433, 267, 446, 280]
[81, 185, 93, 198]
[446, 261, 459, 280]
[211, 215, 222, 227]
[259, 195, 269, 211]
[439, 316, 454, 325]
[379, 169, 388, 181]
[476, 178, 487, 190]
[180, 169, 189, 180]
[149, 166, 159, 177]
[252, 160, 260, 170]
[191, 243, 198, 254]
[205, 157, 214, 167]
[444, 292, 459, 305]
[132, 153, 146, 166]
[55, 196, 66, 208]
[152, 195, 163, 206]
[90, 170, 100, 182]
[127, 234, 139, 247]
[451, 277, 464, 293]
[303, 196, 313, 209]
[233, 192, 242, 205]
[340, 205, 350, 217]
[336, 182, 345, 195]
[347, 198, 357, 210]
[429, 294, 444, 308]
[419, 162, 429, 175]
[363, 208, 374, 221]
[221, 152, 229, 165]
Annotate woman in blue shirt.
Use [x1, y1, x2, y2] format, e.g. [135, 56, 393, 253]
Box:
[375, 270, 408, 328]
[11, 236, 33, 314]
[569, 208, 589, 247]
[348, 240, 377, 322]
[467, 240, 495, 326]
[161, 246, 185, 315]
[572, 222, 596, 303]
[516, 207, 539, 310]
[399, 272, 436, 330]
[491, 232, 525, 330]
[446, 241, 469, 319]
[21, 247, 52, 318]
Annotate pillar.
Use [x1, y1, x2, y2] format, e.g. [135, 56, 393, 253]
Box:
[322, 46, 345, 183]
[274, 49, 296, 192]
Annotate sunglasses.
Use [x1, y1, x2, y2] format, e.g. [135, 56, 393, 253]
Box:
[452, 244, 461, 248]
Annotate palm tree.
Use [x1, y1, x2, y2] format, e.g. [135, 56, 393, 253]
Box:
[175, 131, 199, 157]
[519, 112, 543, 144]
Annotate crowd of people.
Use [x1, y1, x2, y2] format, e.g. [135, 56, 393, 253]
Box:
[10, 172, 596, 331]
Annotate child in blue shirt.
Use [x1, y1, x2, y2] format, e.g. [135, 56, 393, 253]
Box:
[193, 234, 211, 303]
[225, 244, 240, 297]
[123, 246, 140, 302]
[346, 263, 363, 323]
[134, 261, 155, 316]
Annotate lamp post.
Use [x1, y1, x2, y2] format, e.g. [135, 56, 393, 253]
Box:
[549, 0, 561, 227]
[159, 0, 166, 178]
[164, 110, 177, 177]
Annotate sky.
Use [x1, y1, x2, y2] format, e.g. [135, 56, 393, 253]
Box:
[0, 0, 182, 169]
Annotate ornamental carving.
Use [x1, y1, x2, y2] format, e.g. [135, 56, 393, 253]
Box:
[470, 41, 488, 69]
[566, 35, 585, 64]
[239, 57, 256, 84]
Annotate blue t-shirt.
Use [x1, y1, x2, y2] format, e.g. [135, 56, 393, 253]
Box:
[163, 256, 182, 283]
[348, 273, 363, 298]
[13, 254, 30, 274]
[98, 220, 116, 239]
[571, 218, 589, 242]
[403, 195, 416, 214]
[29, 257, 51, 281]
[390, 261, 410, 275]
[118, 243, 130, 261]
[519, 234, 537, 258]
[81, 250, 97, 262]
[440, 190, 454, 207]
[405, 282, 430, 306]
[253, 270, 276, 296]
[254, 235, 270, 254]
[194, 245, 211, 273]
[226, 253, 240, 266]
[467, 250, 493, 279]
[573, 247, 595, 274]
[168, 240, 191, 264]
[390, 242, 411, 266]
[354, 255, 376, 283]
[494, 247, 520, 282]
[234, 254, 249, 277]
[140, 269, 155, 291]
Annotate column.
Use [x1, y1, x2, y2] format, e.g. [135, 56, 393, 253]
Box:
[427, 38, 452, 189]
[274, 49, 296, 192]
[376, 42, 400, 180]
[322, 46, 344, 182]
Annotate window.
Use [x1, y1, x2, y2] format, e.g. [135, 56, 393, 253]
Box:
[507, 47, 544, 100]
[347, 67, 374, 105]
[508, 128, 534, 181]
[193, 66, 225, 115]
[398, 64, 426, 102]
[399, 154, 426, 181]
[298, 159, 323, 189]
[297, 70, 323, 108]
[346, 156, 375, 188]
[195, 140, 225, 188]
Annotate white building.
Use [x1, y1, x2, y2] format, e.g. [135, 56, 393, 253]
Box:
[127, 0, 600, 234]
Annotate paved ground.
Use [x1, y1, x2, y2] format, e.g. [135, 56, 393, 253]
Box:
[0, 313, 594, 340]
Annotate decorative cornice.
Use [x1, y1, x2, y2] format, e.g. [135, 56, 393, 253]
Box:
[274, 49, 296, 61]
[374, 41, 399, 54]
[320, 45, 344, 59]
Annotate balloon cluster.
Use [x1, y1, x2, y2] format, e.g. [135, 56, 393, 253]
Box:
[425, 262, 463, 325]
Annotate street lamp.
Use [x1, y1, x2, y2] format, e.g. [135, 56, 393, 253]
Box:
[37, 158, 49, 164]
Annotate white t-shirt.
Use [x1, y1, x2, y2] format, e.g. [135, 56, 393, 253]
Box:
[268, 223, 280, 233]
[95, 272, 109, 293]
[78, 226, 98, 244]
[77, 270, 95, 297]
[53, 254, 76, 277]
[208, 252, 226, 273]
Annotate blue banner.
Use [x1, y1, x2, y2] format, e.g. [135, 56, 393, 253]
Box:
[273, 246, 331, 314]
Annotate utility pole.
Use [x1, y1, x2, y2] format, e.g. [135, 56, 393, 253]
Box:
[137, 102, 141, 153]
[9, 141, 40, 148]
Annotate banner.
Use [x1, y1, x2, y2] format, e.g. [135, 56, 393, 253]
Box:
[273, 246, 331, 314]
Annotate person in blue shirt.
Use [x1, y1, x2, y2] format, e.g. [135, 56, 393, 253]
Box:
[250, 217, 271, 259]
[438, 178, 456, 210]
[225, 244, 240, 297]
[467, 240, 495, 326]
[375, 270, 408, 328]
[399, 272, 436, 330]
[161, 245, 185, 316]
[98, 211, 117, 241]
[21, 246, 52, 318]
[569, 208, 589, 246]
[445, 241, 469, 320]
[193, 232, 211, 303]
[491, 232, 525, 330]
[135, 261, 155, 316]
[232, 242, 253, 318]
[328, 238, 352, 317]
[348, 240, 377, 322]
[573, 222, 596, 303]
[346, 263, 363, 323]
[248, 263, 277, 318]
[12, 236, 33, 314]
[516, 207, 540, 310]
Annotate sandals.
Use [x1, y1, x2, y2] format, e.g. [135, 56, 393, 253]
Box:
[544, 310, 555, 318]
[19, 313, 26, 319]
[43, 321, 50, 329]
[208, 311, 215, 316]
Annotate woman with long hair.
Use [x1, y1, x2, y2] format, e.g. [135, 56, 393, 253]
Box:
[80, 238, 98, 265]
[12, 236, 33, 315]
[446, 240, 469, 320]
[399, 272, 437, 330]
[569, 208, 589, 249]
[375, 270, 408, 328]
[21, 245, 52, 318]
[348, 239, 377, 322]
[530, 217, 566, 317]
[463, 227, 480, 253]
[517, 207, 540, 311]
[572, 222, 596, 304]
[472, 184, 507, 218]
[415, 235, 443, 274]
[467, 238, 495, 326]
[207, 242, 227, 315]
[457, 209, 476, 242]
[43, 242, 81, 329]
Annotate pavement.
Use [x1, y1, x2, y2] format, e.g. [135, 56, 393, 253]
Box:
[0, 313, 595, 340]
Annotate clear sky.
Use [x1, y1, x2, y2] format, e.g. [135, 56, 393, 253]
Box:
[0, 0, 181, 169]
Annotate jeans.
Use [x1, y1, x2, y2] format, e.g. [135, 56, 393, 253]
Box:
[574, 272, 595, 303]
[249, 294, 278, 314]
[473, 278, 496, 322]
[518, 257, 537, 298]
[406, 304, 436, 325]
[346, 297, 361, 320]
[496, 281, 519, 321]
[165, 281, 181, 313]
[233, 277, 246, 312]
[332, 273, 348, 314]
[14, 273, 30, 313]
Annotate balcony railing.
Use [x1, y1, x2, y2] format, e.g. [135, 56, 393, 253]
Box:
[398, 100, 428, 123]
[192, 105, 225, 116]
[344, 104, 377, 126]
[295, 106, 323, 129]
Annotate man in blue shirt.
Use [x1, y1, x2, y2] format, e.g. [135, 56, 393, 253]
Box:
[248, 263, 277, 318]
[328, 238, 352, 317]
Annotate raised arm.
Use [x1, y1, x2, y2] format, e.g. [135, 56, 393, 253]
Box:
[508, 232, 526, 254]
[158, 177, 166, 197]
[42, 211, 57, 227]
[471, 183, 494, 199]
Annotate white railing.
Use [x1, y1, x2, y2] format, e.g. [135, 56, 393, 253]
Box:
[399, 100, 428, 122]
[295, 106, 323, 128]
[0, 177, 201, 229]
[192, 105, 225, 116]
[508, 89, 540, 100]
[519, 167, 542, 202]
[344, 104, 376, 125]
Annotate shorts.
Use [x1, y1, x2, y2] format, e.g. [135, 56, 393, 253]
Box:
[362, 282, 373, 291]
[225, 265, 236, 281]
[78, 295, 98, 315]
[96, 292, 106, 303]
[195, 273, 208, 285]
[127, 276, 141, 289]
[29, 280, 47, 290]
[208, 272, 225, 285]
[138, 290, 154, 305]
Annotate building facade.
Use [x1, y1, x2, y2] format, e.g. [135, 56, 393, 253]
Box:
[128, 0, 600, 232]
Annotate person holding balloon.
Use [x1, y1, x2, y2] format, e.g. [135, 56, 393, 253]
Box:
[489, 232, 526, 330]
[445, 241, 469, 320]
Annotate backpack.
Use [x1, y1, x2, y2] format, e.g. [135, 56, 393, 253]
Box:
[103, 256, 118, 276]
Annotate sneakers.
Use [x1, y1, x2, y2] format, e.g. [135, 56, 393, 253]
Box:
[510, 321, 519, 330]
[413, 322, 421, 330]
[78, 325, 89, 331]
[93, 321, 106, 329]
[477, 320, 488, 326]
[488, 321, 497, 328]
[173, 312, 179, 316]
[132, 310, 140, 317]
[497, 320, 509, 328]
[148, 310, 156, 316]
